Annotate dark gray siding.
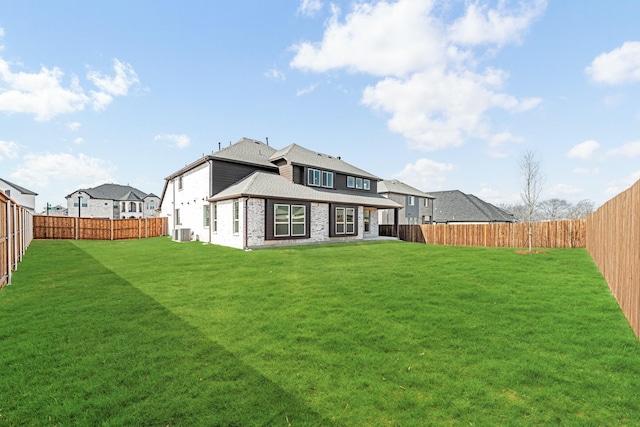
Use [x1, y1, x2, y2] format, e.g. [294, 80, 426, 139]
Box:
[211, 160, 277, 195]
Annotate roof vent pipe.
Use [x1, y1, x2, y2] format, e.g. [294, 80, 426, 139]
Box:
[218, 142, 221, 150]
[266, 137, 269, 146]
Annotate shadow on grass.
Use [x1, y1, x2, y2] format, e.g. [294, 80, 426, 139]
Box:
[1, 241, 332, 426]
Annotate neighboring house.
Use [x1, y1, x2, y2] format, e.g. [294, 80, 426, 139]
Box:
[377, 179, 435, 225]
[66, 184, 160, 219]
[0, 177, 37, 211]
[428, 190, 516, 224]
[160, 137, 402, 249]
[41, 204, 68, 216]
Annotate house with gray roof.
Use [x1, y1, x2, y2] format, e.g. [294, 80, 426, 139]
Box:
[378, 179, 435, 225]
[66, 184, 160, 219]
[0, 177, 37, 211]
[160, 137, 401, 248]
[428, 190, 515, 224]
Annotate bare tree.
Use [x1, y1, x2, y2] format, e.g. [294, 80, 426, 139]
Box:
[519, 150, 545, 251]
[568, 199, 595, 219]
[538, 198, 571, 220]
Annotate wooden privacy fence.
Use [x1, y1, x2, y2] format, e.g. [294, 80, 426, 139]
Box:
[380, 220, 586, 248]
[33, 216, 168, 240]
[1, 191, 33, 288]
[587, 179, 640, 340]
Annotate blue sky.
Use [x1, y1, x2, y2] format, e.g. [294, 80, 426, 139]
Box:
[1, 0, 640, 212]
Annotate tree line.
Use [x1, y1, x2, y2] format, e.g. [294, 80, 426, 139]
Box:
[499, 198, 595, 222]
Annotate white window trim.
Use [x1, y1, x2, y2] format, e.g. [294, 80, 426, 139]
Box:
[308, 168, 321, 187]
[322, 171, 334, 188]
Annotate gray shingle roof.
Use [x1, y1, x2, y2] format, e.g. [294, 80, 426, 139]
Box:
[210, 171, 402, 209]
[378, 180, 434, 198]
[69, 184, 149, 201]
[213, 137, 278, 169]
[0, 177, 38, 195]
[269, 143, 380, 179]
[429, 190, 515, 223]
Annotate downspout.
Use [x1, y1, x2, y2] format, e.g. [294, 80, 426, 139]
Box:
[244, 197, 249, 250]
[172, 178, 176, 234]
[5, 199, 11, 285]
[209, 159, 213, 244]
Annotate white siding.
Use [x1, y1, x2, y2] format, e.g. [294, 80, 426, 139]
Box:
[162, 163, 211, 241]
[210, 198, 244, 249]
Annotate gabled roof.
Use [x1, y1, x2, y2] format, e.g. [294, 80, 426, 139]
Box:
[212, 137, 277, 169]
[429, 190, 515, 223]
[269, 143, 379, 180]
[378, 180, 434, 198]
[0, 177, 38, 195]
[209, 171, 402, 209]
[67, 184, 149, 201]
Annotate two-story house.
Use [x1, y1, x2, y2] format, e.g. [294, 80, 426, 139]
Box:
[66, 184, 160, 219]
[160, 138, 401, 249]
[377, 179, 435, 225]
[0, 177, 37, 211]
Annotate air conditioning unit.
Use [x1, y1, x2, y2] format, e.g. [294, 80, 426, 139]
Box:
[173, 228, 191, 242]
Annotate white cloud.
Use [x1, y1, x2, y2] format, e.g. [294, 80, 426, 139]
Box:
[448, 0, 546, 47]
[586, 41, 640, 85]
[87, 59, 139, 96]
[298, 0, 323, 17]
[296, 83, 318, 96]
[67, 122, 81, 131]
[290, 0, 545, 151]
[394, 157, 454, 191]
[87, 59, 139, 110]
[73, 137, 84, 144]
[0, 139, 19, 160]
[290, 1, 446, 77]
[567, 140, 600, 160]
[607, 141, 640, 158]
[11, 152, 115, 188]
[573, 167, 600, 175]
[549, 183, 582, 197]
[0, 59, 90, 120]
[264, 65, 286, 81]
[362, 68, 540, 150]
[155, 133, 191, 149]
[0, 45, 139, 120]
[605, 170, 640, 196]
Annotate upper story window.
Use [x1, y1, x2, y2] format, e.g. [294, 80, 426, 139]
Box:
[408, 196, 415, 206]
[347, 176, 370, 191]
[309, 168, 334, 188]
[148, 200, 156, 209]
[130, 202, 137, 212]
[347, 176, 355, 188]
[308, 169, 321, 186]
[322, 171, 334, 188]
[178, 176, 183, 191]
[424, 198, 429, 207]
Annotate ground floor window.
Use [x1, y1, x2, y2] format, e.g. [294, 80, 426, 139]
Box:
[203, 204, 210, 227]
[274, 204, 306, 237]
[364, 209, 371, 232]
[233, 199, 240, 234]
[330, 204, 358, 237]
[266, 199, 311, 240]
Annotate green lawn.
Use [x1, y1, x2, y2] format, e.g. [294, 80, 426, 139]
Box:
[2, 238, 640, 426]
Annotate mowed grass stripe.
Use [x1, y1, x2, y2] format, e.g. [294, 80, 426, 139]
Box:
[73, 238, 640, 425]
[0, 240, 329, 426]
[3, 238, 640, 425]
